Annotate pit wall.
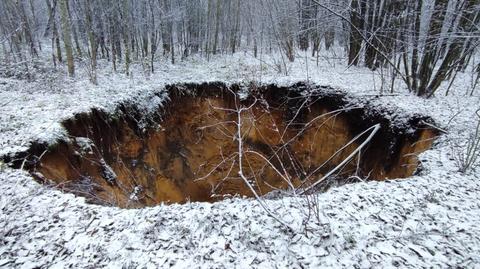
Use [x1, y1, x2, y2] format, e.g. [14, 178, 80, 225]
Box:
[11, 82, 437, 208]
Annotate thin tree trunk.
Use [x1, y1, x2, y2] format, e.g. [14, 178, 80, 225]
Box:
[85, 0, 97, 84]
[410, 0, 422, 93]
[29, 0, 41, 52]
[205, 0, 213, 58]
[45, 0, 61, 66]
[149, 1, 158, 73]
[18, 0, 37, 57]
[416, 0, 448, 96]
[122, 0, 130, 75]
[170, 28, 174, 64]
[299, 0, 312, 51]
[231, 0, 241, 54]
[67, 0, 82, 58]
[427, 0, 479, 97]
[213, 0, 221, 55]
[59, 0, 74, 76]
[348, 0, 364, 66]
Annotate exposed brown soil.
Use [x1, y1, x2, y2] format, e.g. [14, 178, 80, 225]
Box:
[7, 82, 438, 208]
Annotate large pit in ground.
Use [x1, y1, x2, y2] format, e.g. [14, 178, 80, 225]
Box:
[6, 82, 437, 208]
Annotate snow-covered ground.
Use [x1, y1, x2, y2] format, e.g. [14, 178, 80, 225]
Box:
[1, 52, 479, 268]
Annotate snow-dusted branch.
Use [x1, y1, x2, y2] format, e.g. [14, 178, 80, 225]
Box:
[300, 123, 380, 194]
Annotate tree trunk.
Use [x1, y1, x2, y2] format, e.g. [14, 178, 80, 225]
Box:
[205, 0, 213, 58]
[149, 2, 158, 73]
[213, 0, 221, 55]
[426, 0, 479, 97]
[67, 0, 82, 58]
[170, 28, 175, 64]
[122, 0, 130, 75]
[161, 0, 172, 56]
[18, 0, 37, 57]
[324, 27, 334, 50]
[416, 0, 448, 96]
[45, 0, 62, 65]
[108, 11, 117, 72]
[299, 0, 312, 51]
[410, 0, 422, 93]
[348, 0, 365, 66]
[59, 0, 74, 76]
[231, 0, 241, 54]
[85, 0, 97, 84]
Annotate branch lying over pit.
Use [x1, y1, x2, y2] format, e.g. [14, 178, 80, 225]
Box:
[299, 123, 381, 195]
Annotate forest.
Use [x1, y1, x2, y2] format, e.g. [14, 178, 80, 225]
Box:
[1, 0, 478, 96]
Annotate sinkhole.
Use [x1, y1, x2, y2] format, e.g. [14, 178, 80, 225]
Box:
[6, 82, 438, 208]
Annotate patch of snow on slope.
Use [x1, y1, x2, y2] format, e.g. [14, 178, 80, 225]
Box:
[1, 51, 480, 268]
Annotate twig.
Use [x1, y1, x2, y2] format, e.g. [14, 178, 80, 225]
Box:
[300, 123, 381, 194]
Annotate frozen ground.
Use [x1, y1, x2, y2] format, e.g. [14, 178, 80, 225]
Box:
[0, 51, 479, 268]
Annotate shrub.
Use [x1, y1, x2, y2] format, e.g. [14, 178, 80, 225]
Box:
[454, 109, 480, 173]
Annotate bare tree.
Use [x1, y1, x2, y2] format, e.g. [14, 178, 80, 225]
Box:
[44, 0, 62, 67]
[84, 0, 96, 84]
[0, 0, 477, 94]
[59, 0, 74, 76]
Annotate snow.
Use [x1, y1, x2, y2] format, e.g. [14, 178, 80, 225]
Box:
[1, 51, 480, 268]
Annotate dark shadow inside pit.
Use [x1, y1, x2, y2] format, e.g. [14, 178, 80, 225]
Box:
[5, 82, 438, 208]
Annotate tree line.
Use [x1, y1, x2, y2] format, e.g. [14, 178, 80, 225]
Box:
[0, 0, 478, 97]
